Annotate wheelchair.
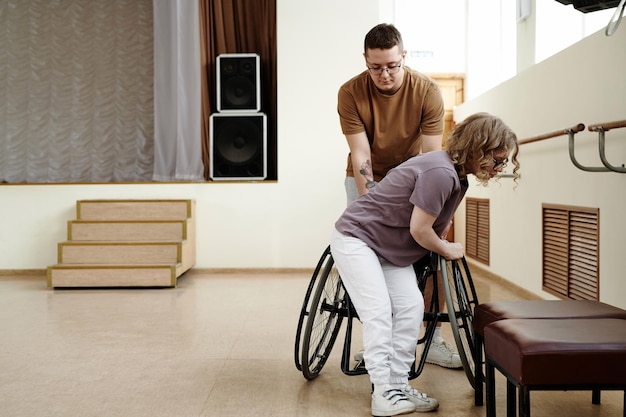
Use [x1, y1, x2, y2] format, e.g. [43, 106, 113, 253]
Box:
[294, 245, 479, 388]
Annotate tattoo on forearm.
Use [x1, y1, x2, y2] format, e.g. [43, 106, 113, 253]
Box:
[359, 160, 376, 189]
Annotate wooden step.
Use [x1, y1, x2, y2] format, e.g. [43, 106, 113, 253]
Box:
[68, 220, 188, 241]
[48, 199, 196, 289]
[47, 264, 182, 288]
[57, 241, 183, 265]
[76, 199, 194, 221]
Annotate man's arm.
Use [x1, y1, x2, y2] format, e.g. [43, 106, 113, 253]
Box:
[346, 132, 375, 196]
[420, 133, 443, 153]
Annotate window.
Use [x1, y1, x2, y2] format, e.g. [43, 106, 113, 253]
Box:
[466, 198, 490, 265]
[542, 204, 599, 300]
[535, 1, 615, 64]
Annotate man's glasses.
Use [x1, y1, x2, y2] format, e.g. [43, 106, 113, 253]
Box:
[367, 61, 402, 76]
[493, 158, 509, 169]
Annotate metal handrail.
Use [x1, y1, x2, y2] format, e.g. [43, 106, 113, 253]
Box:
[519, 121, 626, 173]
[588, 120, 626, 173]
[518, 123, 585, 145]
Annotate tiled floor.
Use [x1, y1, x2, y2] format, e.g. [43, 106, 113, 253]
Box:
[0, 264, 623, 416]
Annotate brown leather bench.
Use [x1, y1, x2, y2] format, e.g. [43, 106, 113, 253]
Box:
[484, 318, 626, 417]
[473, 300, 626, 405]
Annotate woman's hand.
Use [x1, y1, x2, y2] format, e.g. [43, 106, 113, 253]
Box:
[410, 206, 465, 260]
[441, 240, 464, 260]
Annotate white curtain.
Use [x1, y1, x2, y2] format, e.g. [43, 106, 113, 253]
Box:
[152, 0, 204, 181]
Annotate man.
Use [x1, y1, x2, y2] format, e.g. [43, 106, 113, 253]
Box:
[338, 22, 462, 371]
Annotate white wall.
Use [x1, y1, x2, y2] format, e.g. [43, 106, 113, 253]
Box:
[0, 0, 381, 271]
[3, 1, 626, 311]
[454, 26, 626, 309]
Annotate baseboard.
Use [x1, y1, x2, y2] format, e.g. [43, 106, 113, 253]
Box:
[0, 269, 46, 276]
[185, 268, 313, 274]
[2, 267, 313, 277]
[0, 263, 541, 297]
[465, 258, 543, 301]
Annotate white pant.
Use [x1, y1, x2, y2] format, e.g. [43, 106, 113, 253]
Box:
[330, 228, 424, 386]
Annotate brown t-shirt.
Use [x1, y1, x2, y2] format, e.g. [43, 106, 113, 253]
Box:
[338, 67, 445, 181]
[334, 151, 467, 267]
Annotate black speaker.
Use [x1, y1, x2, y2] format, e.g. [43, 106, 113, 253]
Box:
[209, 113, 267, 180]
[216, 53, 261, 112]
[572, 0, 620, 13]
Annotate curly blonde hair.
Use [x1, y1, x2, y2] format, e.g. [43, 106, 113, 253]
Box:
[446, 112, 520, 186]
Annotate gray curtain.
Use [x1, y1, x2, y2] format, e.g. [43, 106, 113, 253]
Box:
[0, 0, 204, 183]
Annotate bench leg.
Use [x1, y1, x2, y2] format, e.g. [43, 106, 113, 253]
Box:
[475, 334, 484, 406]
[486, 360, 496, 417]
[519, 385, 530, 417]
[592, 389, 601, 404]
[506, 379, 516, 417]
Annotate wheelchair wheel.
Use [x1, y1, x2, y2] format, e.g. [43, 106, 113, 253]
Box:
[300, 248, 346, 380]
[440, 256, 480, 388]
[294, 246, 332, 371]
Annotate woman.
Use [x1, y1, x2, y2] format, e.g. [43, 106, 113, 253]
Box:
[330, 112, 519, 416]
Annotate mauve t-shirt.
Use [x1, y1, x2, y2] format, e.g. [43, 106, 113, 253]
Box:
[334, 151, 468, 267]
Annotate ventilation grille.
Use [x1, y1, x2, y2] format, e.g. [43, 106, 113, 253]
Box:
[542, 204, 599, 300]
[466, 198, 490, 265]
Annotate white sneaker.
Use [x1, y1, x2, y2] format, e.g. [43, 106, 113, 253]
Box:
[398, 384, 439, 412]
[425, 337, 463, 369]
[371, 387, 416, 417]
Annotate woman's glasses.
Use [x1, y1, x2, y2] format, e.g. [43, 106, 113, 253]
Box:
[492, 158, 509, 169]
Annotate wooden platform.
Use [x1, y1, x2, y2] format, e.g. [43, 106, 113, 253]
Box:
[47, 199, 196, 288]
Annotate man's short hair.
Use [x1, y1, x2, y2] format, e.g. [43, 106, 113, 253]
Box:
[364, 23, 404, 52]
